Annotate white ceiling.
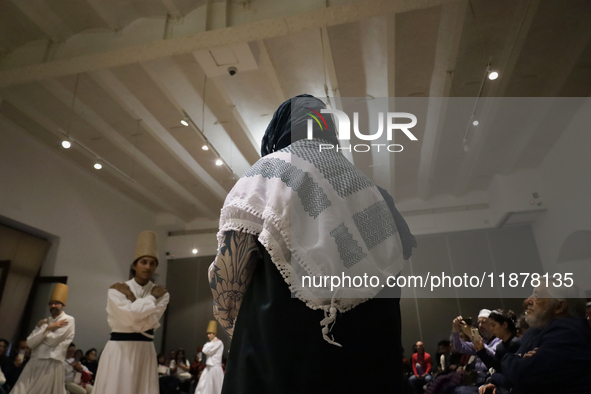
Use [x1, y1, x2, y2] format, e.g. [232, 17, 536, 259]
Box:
[1, 0, 590, 224]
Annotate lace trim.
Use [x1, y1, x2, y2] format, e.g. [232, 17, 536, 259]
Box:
[218, 199, 378, 316]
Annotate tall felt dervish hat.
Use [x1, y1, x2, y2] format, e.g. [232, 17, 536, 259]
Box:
[134, 231, 159, 263]
[206, 320, 217, 335]
[50, 283, 68, 306]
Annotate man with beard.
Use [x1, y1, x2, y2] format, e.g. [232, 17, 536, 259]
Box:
[12, 284, 75, 394]
[500, 282, 591, 393]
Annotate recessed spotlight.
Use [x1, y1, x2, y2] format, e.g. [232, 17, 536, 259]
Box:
[215, 159, 223, 166]
[94, 163, 102, 170]
[192, 248, 198, 254]
[472, 120, 479, 126]
[202, 145, 209, 151]
[61, 140, 71, 149]
[488, 71, 499, 80]
[180, 120, 189, 126]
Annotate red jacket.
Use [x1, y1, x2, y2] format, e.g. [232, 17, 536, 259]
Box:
[411, 352, 432, 376]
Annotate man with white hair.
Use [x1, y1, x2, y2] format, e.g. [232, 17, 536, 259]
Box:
[500, 283, 591, 393]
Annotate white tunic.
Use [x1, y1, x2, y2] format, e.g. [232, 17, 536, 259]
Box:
[93, 279, 169, 394]
[195, 339, 224, 394]
[12, 311, 75, 394]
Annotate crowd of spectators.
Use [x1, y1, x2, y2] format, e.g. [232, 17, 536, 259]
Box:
[404, 282, 591, 394]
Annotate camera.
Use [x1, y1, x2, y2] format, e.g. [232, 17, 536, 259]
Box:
[228, 66, 237, 76]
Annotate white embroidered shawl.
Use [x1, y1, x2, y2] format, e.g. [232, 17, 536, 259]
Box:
[218, 139, 405, 345]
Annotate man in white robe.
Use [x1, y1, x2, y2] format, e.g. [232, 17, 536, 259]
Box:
[195, 321, 224, 394]
[93, 230, 169, 394]
[12, 283, 75, 394]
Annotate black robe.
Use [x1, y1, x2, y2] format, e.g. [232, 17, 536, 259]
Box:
[222, 188, 413, 394]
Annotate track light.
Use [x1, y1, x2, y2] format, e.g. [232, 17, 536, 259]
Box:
[488, 71, 499, 80]
[215, 159, 223, 166]
[94, 162, 102, 170]
[202, 145, 209, 151]
[61, 140, 71, 149]
[192, 248, 198, 254]
[181, 120, 189, 126]
[472, 120, 479, 126]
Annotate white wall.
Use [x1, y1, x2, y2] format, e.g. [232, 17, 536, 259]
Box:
[0, 116, 167, 351]
[532, 98, 591, 294]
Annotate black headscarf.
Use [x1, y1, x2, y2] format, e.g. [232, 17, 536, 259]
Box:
[260, 94, 339, 157]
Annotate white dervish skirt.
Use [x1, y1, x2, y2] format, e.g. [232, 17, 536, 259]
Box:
[93, 340, 158, 394]
[195, 364, 224, 394]
[11, 358, 66, 394]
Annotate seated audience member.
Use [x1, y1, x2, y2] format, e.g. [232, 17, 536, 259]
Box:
[190, 348, 206, 389]
[74, 349, 84, 362]
[451, 309, 501, 387]
[169, 348, 192, 393]
[157, 353, 169, 377]
[435, 340, 461, 376]
[0, 339, 8, 393]
[64, 343, 93, 394]
[158, 353, 178, 394]
[168, 350, 176, 366]
[0, 339, 8, 366]
[500, 283, 591, 394]
[425, 337, 470, 394]
[82, 348, 98, 383]
[408, 341, 432, 394]
[2, 339, 30, 391]
[586, 301, 591, 327]
[515, 314, 529, 337]
[474, 309, 521, 373]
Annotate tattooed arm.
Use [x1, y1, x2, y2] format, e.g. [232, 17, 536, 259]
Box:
[208, 230, 260, 338]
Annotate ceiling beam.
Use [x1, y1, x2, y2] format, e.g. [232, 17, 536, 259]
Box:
[453, 0, 540, 197]
[139, 57, 254, 174]
[417, 1, 468, 200]
[83, 0, 120, 30]
[0, 96, 181, 216]
[0, 0, 462, 88]
[8, 0, 74, 42]
[89, 68, 229, 201]
[39, 78, 217, 218]
[209, 77, 261, 159]
[257, 40, 287, 103]
[320, 27, 352, 162]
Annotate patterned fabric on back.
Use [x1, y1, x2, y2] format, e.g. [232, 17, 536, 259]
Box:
[218, 138, 405, 346]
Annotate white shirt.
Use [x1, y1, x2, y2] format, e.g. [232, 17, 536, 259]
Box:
[106, 279, 169, 337]
[169, 359, 192, 381]
[26, 311, 75, 362]
[64, 357, 90, 382]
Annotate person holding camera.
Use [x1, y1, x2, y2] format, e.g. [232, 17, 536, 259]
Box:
[93, 231, 170, 394]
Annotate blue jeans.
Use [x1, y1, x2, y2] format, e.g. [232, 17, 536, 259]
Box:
[409, 374, 433, 394]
